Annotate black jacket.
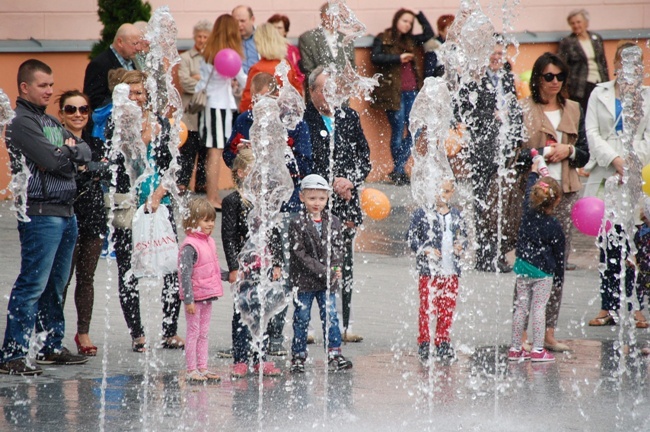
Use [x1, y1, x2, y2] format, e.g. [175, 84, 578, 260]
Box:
[304, 103, 371, 226]
[83, 49, 124, 110]
[289, 210, 344, 293]
[5, 98, 91, 216]
[515, 172, 565, 284]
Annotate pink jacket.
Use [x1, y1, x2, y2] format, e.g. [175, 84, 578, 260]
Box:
[178, 232, 223, 302]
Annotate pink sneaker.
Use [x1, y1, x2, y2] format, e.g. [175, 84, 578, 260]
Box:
[253, 361, 282, 377]
[530, 349, 555, 362]
[230, 362, 248, 379]
[508, 348, 531, 362]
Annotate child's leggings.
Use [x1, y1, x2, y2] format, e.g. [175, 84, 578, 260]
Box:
[418, 275, 459, 346]
[185, 301, 213, 371]
[511, 276, 552, 350]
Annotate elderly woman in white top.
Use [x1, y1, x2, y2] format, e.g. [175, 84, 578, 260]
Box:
[585, 41, 650, 328]
[195, 14, 247, 210]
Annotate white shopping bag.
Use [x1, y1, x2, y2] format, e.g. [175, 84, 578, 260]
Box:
[131, 205, 178, 278]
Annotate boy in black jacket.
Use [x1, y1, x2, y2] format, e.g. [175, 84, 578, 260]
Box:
[289, 174, 352, 373]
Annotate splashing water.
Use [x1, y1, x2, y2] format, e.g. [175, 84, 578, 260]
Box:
[233, 80, 296, 351]
[143, 6, 183, 213]
[0, 88, 31, 222]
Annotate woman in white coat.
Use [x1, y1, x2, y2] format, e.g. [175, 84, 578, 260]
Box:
[195, 14, 247, 210]
[585, 41, 650, 327]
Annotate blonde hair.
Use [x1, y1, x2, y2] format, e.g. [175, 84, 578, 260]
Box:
[203, 14, 243, 64]
[530, 177, 562, 213]
[254, 23, 287, 61]
[614, 40, 642, 65]
[182, 197, 217, 230]
[232, 148, 255, 187]
[119, 70, 147, 86]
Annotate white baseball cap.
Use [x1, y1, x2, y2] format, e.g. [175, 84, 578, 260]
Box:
[301, 174, 331, 190]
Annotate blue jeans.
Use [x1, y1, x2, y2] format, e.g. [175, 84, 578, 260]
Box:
[2, 215, 78, 361]
[291, 290, 342, 358]
[386, 90, 417, 175]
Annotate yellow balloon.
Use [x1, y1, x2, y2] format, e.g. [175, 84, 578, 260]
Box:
[360, 188, 391, 220]
[643, 164, 650, 196]
[169, 118, 189, 147]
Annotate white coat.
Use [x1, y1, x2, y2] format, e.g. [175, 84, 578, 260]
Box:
[584, 80, 650, 197]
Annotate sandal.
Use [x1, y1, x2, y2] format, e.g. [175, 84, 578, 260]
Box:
[161, 335, 185, 350]
[132, 338, 147, 353]
[186, 370, 207, 383]
[588, 313, 616, 326]
[199, 370, 221, 382]
[75, 334, 98, 357]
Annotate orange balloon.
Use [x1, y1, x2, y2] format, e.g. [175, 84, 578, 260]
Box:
[169, 118, 189, 147]
[516, 81, 531, 100]
[360, 188, 391, 220]
[444, 125, 465, 157]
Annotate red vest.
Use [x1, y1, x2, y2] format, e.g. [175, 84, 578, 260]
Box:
[178, 232, 223, 301]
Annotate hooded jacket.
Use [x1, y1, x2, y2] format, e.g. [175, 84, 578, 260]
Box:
[5, 98, 92, 217]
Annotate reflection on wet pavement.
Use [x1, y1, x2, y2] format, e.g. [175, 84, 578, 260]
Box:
[1, 339, 648, 432]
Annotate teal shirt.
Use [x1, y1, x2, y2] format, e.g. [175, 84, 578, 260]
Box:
[137, 142, 171, 207]
[513, 257, 551, 279]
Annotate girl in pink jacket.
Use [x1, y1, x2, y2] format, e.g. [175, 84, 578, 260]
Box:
[178, 198, 224, 383]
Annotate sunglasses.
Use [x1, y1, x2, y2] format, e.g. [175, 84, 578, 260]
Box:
[63, 105, 90, 115]
[542, 72, 566, 83]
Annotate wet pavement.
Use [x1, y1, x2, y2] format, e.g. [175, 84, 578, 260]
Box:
[0, 185, 648, 431]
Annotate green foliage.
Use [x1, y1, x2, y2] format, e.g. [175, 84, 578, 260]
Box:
[89, 0, 152, 59]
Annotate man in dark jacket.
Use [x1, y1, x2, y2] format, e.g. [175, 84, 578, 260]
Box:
[457, 39, 524, 273]
[0, 60, 92, 375]
[304, 66, 371, 342]
[83, 23, 143, 110]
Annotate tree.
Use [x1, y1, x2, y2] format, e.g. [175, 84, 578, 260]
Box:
[90, 0, 152, 59]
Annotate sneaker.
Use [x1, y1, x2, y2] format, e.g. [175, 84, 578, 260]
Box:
[418, 342, 430, 361]
[290, 356, 306, 374]
[436, 342, 455, 360]
[508, 348, 531, 362]
[530, 349, 555, 362]
[35, 347, 88, 365]
[267, 341, 288, 357]
[328, 354, 353, 372]
[0, 358, 43, 376]
[230, 362, 249, 379]
[342, 331, 364, 343]
[253, 361, 282, 377]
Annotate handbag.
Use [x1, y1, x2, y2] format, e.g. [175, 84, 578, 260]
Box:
[185, 69, 213, 114]
[131, 205, 178, 278]
[104, 193, 135, 229]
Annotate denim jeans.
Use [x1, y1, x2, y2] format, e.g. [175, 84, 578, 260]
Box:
[291, 290, 342, 358]
[386, 90, 417, 175]
[2, 215, 78, 361]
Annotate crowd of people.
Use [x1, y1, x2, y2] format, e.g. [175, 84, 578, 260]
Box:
[0, 3, 649, 380]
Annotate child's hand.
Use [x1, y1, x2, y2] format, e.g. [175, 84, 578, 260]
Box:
[185, 303, 196, 314]
[335, 269, 342, 279]
[433, 249, 442, 258]
[272, 266, 282, 281]
[453, 242, 463, 255]
[229, 270, 238, 284]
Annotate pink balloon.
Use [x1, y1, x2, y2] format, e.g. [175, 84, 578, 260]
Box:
[214, 48, 242, 78]
[571, 197, 605, 237]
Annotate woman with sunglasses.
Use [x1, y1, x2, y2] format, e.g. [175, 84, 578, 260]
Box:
[58, 90, 109, 356]
[519, 52, 589, 352]
[585, 41, 650, 328]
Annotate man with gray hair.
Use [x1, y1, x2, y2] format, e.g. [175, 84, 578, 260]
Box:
[84, 23, 144, 109]
[302, 66, 370, 342]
